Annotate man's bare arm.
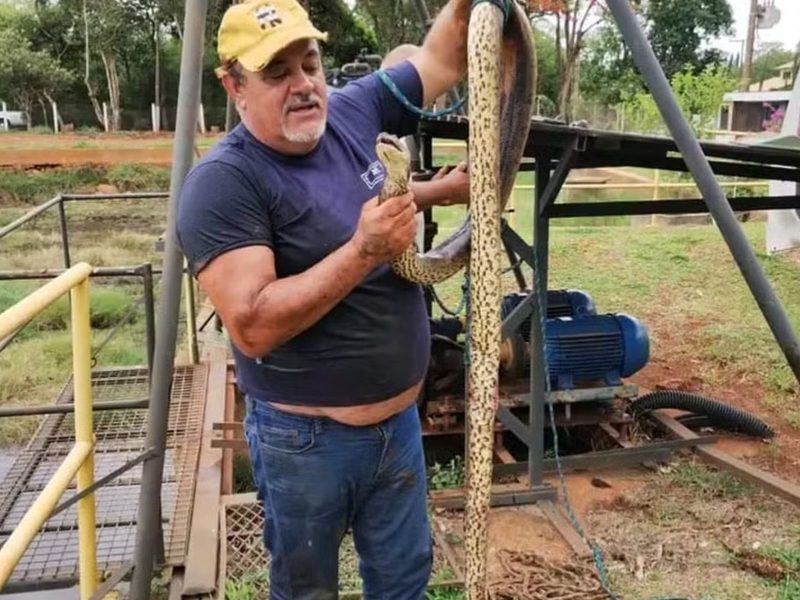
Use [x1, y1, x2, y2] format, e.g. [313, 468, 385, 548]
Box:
[408, 0, 470, 106]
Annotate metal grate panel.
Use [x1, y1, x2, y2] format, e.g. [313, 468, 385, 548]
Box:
[0, 363, 207, 587]
[221, 495, 458, 598]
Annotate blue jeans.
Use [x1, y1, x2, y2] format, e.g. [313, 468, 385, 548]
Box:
[243, 397, 432, 600]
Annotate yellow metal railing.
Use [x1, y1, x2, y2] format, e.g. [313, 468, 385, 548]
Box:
[0, 262, 98, 599]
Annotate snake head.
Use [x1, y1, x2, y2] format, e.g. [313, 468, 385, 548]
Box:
[375, 132, 410, 177]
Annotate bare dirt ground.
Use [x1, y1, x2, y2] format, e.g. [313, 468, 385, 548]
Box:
[0, 131, 218, 167]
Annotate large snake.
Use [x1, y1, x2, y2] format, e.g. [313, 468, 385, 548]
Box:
[376, 3, 536, 599]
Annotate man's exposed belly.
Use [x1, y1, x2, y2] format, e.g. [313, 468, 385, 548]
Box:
[268, 379, 423, 426]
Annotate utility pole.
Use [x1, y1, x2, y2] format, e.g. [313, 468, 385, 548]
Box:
[740, 0, 760, 91]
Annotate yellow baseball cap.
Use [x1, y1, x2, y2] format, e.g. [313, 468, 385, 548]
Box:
[217, 0, 328, 73]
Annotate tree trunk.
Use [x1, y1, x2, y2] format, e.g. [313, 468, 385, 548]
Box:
[101, 51, 122, 131]
[555, 13, 563, 86]
[82, 0, 105, 127]
[15, 93, 34, 131]
[42, 91, 65, 130]
[39, 98, 49, 128]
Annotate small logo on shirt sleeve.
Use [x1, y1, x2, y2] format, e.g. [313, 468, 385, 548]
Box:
[360, 160, 385, 190]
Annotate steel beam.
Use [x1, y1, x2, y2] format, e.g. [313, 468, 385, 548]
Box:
[607, 0, 800, 384]
[492, 437, 715, 478]
[128, 0, 208, 596]
[429, 485, 557, 509]
[548, 195, 800, 218]
[652, 412, 800, 508]
[528, 156, 550, 486]
[538, 145, 576, 215]
[0, 399, 148, 417]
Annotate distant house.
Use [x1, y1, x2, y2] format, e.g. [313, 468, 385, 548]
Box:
[749, 60, 796, 92]
[717, 61, 797, 137]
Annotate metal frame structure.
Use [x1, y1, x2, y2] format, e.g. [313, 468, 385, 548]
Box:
[129, 0, 209, 595]
[414, 4, 800, 513]
[0, 192, 169, 271]
[418, 112, 800, 492]
[0, 264, 99, 599]
[0, 265, 157, 379]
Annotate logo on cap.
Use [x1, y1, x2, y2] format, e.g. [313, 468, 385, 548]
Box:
[254, 4, 282, 29]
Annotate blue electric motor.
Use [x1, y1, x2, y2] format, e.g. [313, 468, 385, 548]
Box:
[545, 314, 649, 389]
[500, 289, 596, 341]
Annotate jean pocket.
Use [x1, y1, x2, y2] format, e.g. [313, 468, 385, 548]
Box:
[258, 422, 315, 454]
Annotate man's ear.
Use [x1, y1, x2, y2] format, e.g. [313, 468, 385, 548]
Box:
[220, 72, 241, 99]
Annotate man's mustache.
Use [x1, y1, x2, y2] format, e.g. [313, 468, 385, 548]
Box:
[284, 95, 322, 115]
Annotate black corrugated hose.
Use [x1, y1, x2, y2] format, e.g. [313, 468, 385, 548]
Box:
[630, 390, 775, 439]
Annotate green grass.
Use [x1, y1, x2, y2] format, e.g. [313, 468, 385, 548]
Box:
[426, 587, 464, 600]
[0, 163, 171, 205]
[107, 164, 171, 192]
[0, 282, 139, 336]
[0, 166, 107, 205]
[668, 461, 754, 498]
[224, 570, 269, 600]
[752, 545, 800, 599]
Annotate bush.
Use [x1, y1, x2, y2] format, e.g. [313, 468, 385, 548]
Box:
[107, 164, 170, 192]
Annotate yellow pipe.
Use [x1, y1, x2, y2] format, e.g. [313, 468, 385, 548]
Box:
[183, 258, 199, 364]
[0, 442, 93, 588]
[0, 263, 92, 338]
[71, 278, 98, 600]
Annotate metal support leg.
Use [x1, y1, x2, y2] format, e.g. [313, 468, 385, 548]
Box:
[129, 0, 208, 596]
[529, 155, 551, 486]
[607, 0, 800, 384]
[141, 264, 156, 380]
[58, 200, 71, 269]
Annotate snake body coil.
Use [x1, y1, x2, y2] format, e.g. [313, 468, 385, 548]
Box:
[376, 3, 536, 599]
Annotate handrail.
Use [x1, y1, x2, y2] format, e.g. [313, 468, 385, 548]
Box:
[0, 262, 98, 599]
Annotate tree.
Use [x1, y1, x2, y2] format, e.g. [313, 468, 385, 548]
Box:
[527, 0, 606, 121]
[580, 0, 733, 110]
[532, 27, 559, 112]
[0, 28, 74, 129]
[750, 43, 794, 91]
[306, 0, 378, 66]
[643, 0, 733, 81]
[353, 0, 427, 57]
[621, 64, 735, 136]
[580, 24, 639, 106]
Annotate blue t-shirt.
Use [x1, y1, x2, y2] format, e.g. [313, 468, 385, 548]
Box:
[176, 61, 430, 407]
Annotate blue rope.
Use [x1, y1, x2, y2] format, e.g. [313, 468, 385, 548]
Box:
[376, 0, 511, 119]
[428, 274, 470, 317]
[375, 70, 465, 119]
[471, 0, 512, 21]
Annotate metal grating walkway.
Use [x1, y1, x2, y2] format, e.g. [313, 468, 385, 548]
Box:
[220, 494, 460, 599]
[0, 364, 207, 589]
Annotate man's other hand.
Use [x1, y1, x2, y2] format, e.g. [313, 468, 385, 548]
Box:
[432, 161, 469, 206]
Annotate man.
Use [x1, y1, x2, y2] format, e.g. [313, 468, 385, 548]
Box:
[176, 0, 470, 598]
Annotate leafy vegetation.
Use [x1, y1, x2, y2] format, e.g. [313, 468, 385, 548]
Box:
[427, 455, 465, 490]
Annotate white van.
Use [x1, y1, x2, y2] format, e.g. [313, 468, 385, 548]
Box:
[0, 110, 27, 129]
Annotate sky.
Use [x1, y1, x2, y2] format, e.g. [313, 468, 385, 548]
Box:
[714, 0, 800, 56]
